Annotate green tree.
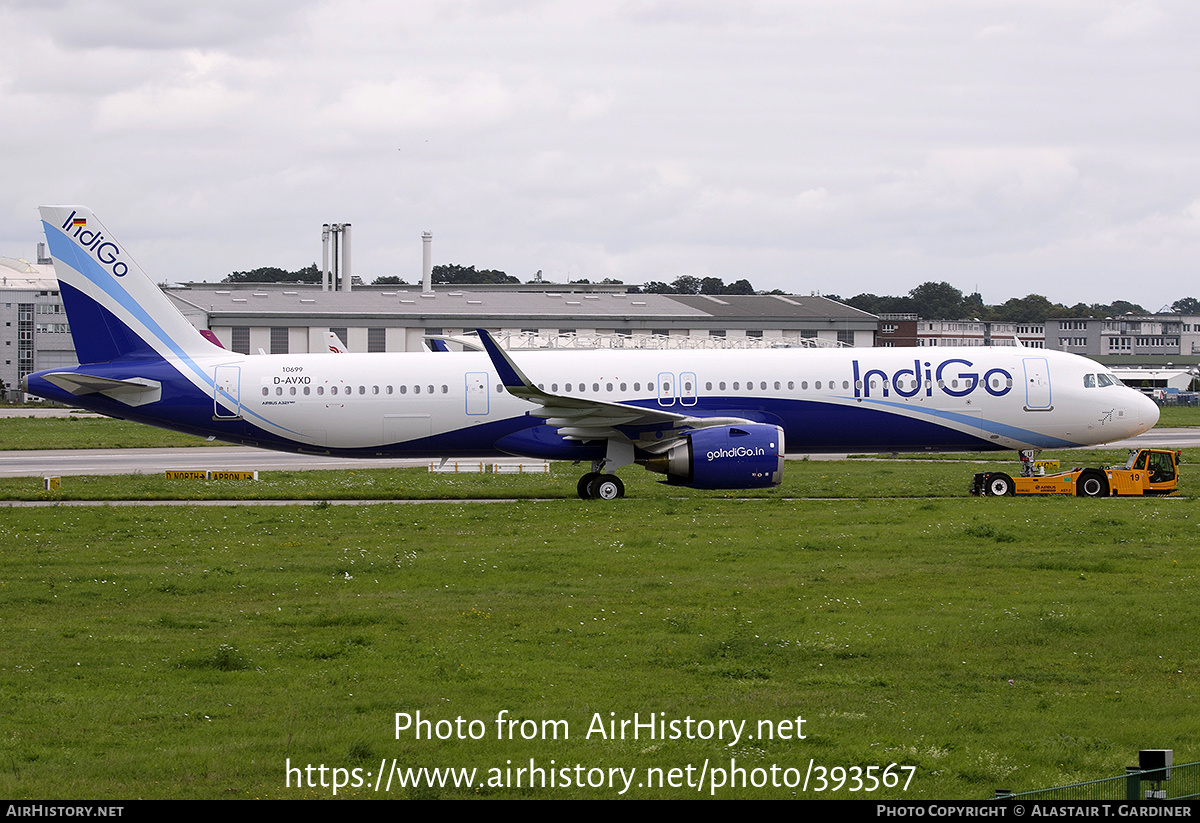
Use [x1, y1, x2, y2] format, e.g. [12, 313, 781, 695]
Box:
[907, 282, 967, 320]
[991, 294, 1058, 322]
[1102, 300, 1146, 316]
[723, 279, 755, 295]
[431, 264, 518, 285]
[844, 293, 915, 316]
[224, 263, 320, 283]
[671, 275, 702, 294]
[641, 281, 674, 294]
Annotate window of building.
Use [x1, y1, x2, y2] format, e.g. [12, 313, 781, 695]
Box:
[368, 327, 386, 352]
[231, 327, 250, 354]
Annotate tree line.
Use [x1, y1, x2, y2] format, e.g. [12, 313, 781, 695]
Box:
[830, 282, 1200, 322]
[222, 266, 1197, 320]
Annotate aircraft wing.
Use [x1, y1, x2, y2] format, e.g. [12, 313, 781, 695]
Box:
[475, 329, 751, 449]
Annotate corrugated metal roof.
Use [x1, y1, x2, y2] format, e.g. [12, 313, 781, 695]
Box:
[668, 294, 876, 320]
[167, 285, 876, 323]
[169, 288, 710, 319]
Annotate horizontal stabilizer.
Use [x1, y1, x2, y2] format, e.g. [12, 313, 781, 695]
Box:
[41, 372, 162, 407]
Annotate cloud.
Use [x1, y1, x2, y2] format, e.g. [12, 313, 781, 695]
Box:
[326, 72, 520, 132]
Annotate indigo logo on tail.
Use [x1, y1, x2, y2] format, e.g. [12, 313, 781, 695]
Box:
[60, 210, 129, 277]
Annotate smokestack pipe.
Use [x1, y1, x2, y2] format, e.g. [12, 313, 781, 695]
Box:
[341, 224, 352, 292]
[422, 231, 432, 294]
[321, 224, 331, 291]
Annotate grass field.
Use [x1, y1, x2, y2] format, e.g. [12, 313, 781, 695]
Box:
[1155, 405, 1200, 427]
[0, 447, 1170, 502]
[0, 414, 226, 450]
[2, 457, 1198, 799]
[1, 411, 1195, 799]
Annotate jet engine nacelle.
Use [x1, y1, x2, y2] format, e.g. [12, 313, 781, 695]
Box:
[642, 423, 785, 489]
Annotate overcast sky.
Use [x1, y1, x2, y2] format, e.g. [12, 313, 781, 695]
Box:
[2, 0, 1198, 310]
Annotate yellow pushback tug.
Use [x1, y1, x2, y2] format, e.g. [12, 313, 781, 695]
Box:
[972, 448, 1180, 498]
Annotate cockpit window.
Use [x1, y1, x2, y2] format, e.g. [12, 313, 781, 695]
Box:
[1097, 373, 1115, 388]
[1084, 374, 1096, 388]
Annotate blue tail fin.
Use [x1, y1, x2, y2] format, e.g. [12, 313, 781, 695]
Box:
[39, 206, 216, 364]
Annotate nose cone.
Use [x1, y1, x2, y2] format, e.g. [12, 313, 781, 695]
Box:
[1135, 391, 1160, 434]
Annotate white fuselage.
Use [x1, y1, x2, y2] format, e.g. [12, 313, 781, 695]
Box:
[185, 345, 1156, 456]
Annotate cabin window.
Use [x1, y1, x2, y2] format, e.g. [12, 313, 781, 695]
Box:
[815, 381, 822, 389]
[399, 385, 406, 394]
[261, 387, 268, 396]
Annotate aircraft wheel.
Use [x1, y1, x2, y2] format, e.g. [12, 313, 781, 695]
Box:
[589, 474, 625, 500]
[1077, 471, 1107, 498]
[577, 472, 600, 500]
[986, 473, 1014, 497]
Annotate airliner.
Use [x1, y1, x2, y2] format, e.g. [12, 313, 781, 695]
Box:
[23, 206, 1159, 499]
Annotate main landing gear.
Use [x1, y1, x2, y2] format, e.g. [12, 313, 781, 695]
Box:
[577, 444, 634, 500]
[577, 472, 625, 500]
